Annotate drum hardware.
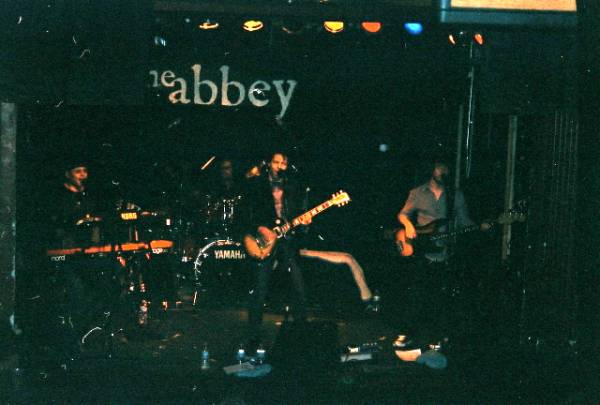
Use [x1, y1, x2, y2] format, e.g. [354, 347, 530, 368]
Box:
[197, 194, 243, 233]
[76, 214, 103, 226]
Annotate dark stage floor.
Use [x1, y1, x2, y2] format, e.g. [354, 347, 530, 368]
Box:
[2, 258, 599, 404]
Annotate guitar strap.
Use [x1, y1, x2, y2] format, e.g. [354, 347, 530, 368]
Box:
[445, 186, 455, 227]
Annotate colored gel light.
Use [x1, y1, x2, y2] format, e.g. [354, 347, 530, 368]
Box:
[474, 33, 484, 45]
[404, 22, 423, 35]
[198, 19, 219, 30]
[361, 22, 382, 33]
[324, 21, 344, 34]
[243, 20, 264, 32]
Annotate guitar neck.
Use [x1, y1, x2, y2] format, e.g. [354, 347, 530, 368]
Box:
[429, 223, 482, 241]
[278, 200, 335, 234]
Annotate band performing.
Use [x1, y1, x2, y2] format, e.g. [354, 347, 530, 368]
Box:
[42, 150, 519, 358]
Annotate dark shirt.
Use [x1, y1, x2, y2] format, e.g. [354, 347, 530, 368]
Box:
[246, 173, 303, 232]
[48, 185, 97, 247]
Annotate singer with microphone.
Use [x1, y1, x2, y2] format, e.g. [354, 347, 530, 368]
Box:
[44, 159, 107, 357]
[48, 160, 98, 247]
[244, 151, 311, 352]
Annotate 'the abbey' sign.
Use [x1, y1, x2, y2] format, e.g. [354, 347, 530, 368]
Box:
[149, 64, 298, 118]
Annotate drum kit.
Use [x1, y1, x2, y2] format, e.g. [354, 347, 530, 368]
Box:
[45, 192, 248, 337]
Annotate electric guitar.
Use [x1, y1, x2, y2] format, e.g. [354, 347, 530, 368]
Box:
[395, 208, 527, 257]
[243, 191, 351, 260]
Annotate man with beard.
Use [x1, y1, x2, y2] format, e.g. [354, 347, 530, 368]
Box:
[396, 159, 489, 345]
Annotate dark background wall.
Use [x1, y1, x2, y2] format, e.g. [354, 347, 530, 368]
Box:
[2, 1, 588, 351]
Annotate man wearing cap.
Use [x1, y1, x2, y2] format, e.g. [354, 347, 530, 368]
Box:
[48, 162, 98, 247]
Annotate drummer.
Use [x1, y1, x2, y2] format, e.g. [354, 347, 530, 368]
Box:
[214, 158, 246, 200]
[189, 157, 248, 236]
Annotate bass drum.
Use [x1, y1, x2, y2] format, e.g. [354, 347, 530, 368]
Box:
[192, 238, 251, 305]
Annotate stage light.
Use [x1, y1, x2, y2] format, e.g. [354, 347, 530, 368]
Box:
[243, 20, 264, 32]
[361, 22, 382, 33]
[403, 22, 423, 35]
[448, 31, 469, 46]
[473, 33, 484, 45]
[324, 21, 344, 34]
[198, 19, 219, 30]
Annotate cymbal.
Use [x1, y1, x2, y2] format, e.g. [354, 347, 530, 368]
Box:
[140, 210, 168, 217]
[76, 214, 103, 226]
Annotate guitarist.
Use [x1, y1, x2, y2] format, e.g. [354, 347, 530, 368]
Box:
[398, 159, 482, 262]
[244, 151, 311, 349]
[396, 158, 489, 344]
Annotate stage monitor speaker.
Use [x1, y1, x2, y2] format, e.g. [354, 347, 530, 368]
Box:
[269, 320, 339, 371]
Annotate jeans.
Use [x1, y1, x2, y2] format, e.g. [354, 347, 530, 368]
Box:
[247, 239, 306, 340]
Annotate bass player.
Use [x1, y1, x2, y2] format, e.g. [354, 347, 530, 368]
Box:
[396, 158, 490, 345]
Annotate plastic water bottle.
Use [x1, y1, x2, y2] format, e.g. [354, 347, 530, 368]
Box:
[201, 343, 210, 370]
[236, 344, 246, 364]
[138, 300, 148, 326]
[255, 344, 266, 365]
[371, 293, 381, 313]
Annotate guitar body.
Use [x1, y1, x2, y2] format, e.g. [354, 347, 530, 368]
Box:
[393, 203, 527, 258]
[243, 226, 278, 261]
[395, 220, 443, 257]
[395, 228, 414, 257]
[242, 191, 351, 261]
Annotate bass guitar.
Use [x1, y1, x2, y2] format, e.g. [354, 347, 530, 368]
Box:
[243, 191, 351, 260]
[395, 208, 527, 257]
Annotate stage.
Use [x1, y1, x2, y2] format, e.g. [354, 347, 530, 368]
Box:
[2, 273, 596, 404]
[1, 2, 600, 403]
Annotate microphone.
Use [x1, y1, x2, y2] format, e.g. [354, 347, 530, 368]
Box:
[245, 160, 267, 178]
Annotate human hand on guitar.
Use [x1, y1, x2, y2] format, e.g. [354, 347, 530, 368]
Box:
[398, 214, 417, 239]
[298, 214, 312, 226]
[403, 223, 417, 239]
[244, 191, 350, 261]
